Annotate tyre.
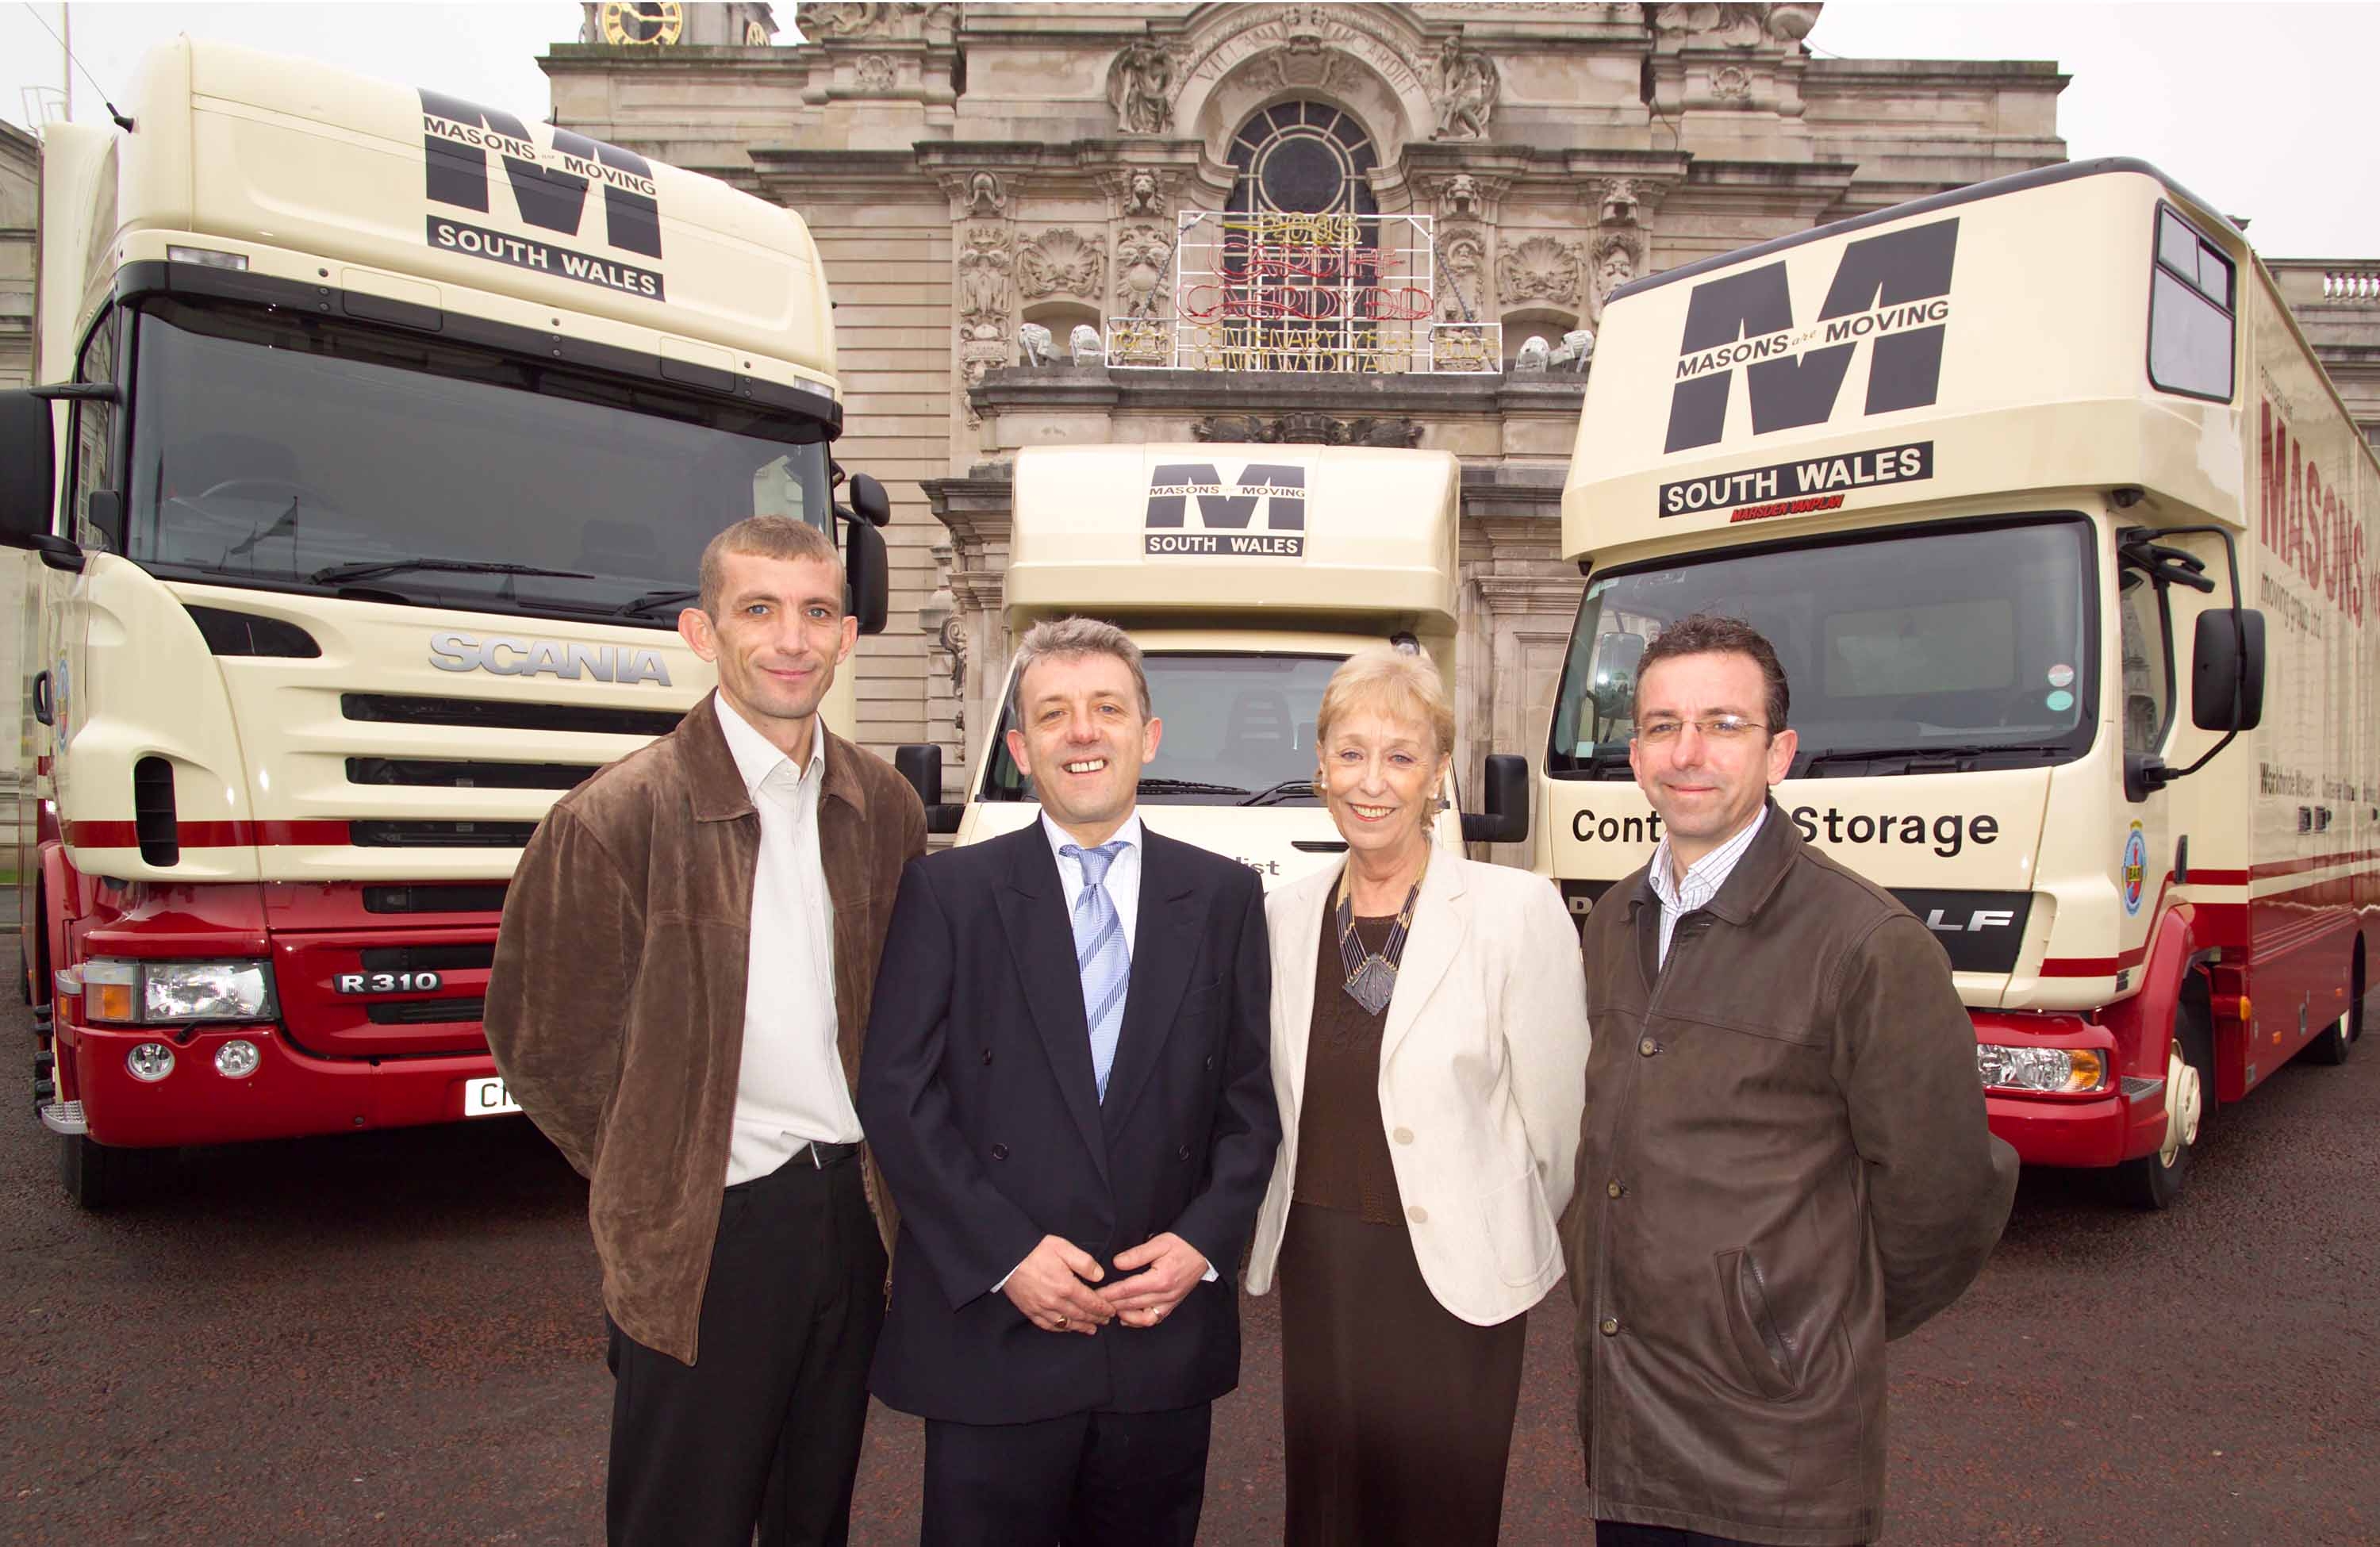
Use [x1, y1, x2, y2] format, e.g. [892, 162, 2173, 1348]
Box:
[2306, 946, 2360, 1066]
[2116, 995, 2212, 1211]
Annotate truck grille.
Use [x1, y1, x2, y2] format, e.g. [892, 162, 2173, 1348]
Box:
[358, 943, 496, 973]
[342, 693, 681, 738]
[362, 885, 508, 915]
[346, 757, 599, 790]
[351, 820, 538, 849]
[364, 996, 488, 1026]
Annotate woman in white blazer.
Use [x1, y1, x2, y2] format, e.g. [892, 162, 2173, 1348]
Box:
[1246, 647, 1590, 1547]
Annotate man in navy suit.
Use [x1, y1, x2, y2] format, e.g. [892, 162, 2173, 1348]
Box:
[860, 616, 1279, 1547]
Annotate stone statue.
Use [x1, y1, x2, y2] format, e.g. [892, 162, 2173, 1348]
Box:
[1436, 231, 1487, 323]
[1108, 42, 1175, 135]
[1434, 36, 1499, 140]
[1514, 335, 1550, 374]
[1069, 324, 1104, 365]
[1549, 328, 1595, 372]
[1018, 322, 1054, 367]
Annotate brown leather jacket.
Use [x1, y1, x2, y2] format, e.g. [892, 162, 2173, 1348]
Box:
[484, 692, 926, 1365]
[1563, 800, 2018, 1546]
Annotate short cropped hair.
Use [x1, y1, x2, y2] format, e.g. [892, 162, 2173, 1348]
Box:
[1315, 647, 1457, 762]
[697, 516, 843, 618]
[1633, 612, 1791, 733]
[1007, 616, 1153, 722]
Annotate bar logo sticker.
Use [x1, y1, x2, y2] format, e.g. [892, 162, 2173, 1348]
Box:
[1144, 462, 1307, 557]
[1658, 441, 1933, 519]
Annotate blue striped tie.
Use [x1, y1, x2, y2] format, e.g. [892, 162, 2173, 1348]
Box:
[1062, 841, 1131, 1101]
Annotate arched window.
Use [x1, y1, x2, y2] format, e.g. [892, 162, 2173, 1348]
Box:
[1225, 101, 1378, 217]
[1219, 102, 1381, 368]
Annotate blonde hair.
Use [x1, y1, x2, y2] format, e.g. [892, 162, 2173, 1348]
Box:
[697, 516, 843, 617]
[1311, 647, 1456, 800]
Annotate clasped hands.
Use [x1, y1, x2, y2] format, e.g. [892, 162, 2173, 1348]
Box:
[1002, 1231, 1208, 1334]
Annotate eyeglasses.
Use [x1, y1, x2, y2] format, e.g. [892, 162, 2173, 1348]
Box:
[1636, 716, 1768, 744]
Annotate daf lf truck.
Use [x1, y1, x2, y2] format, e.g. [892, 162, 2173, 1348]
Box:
[1, 40, 895, 1205]
[898, 443, 1525, 881]
[1543, 159, 2374, 1207]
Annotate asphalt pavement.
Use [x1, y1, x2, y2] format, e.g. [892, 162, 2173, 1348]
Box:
[2, 998, 2372, 1545]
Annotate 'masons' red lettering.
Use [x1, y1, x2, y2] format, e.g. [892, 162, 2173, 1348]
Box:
[2261, 398, 2365, 627]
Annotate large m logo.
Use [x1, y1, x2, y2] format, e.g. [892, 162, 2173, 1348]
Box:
[1664, 218, 1959, 453]
[1145, 463, 1307, 531]
[418, 90, 662, 260]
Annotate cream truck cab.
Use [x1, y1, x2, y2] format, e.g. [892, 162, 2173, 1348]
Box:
[1545, 159, 2375, 1207]
[897, 443, 1526, 882]
[0, 40, 896, 1205]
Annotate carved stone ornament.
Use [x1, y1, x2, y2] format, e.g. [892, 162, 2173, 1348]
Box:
[1499, 235, 1583, 308]
[1710, 62, 1752, 99]
[1587, 231, 1645, 326]
[1122, 171, 1165, 217]
[1436, 227, 1489, 323]
[956, 225, 1015, 332]
[1108, 41, 1176, 135]
[1192, 413, 1422, 448]
[1442, 174, 1483, 220]
[1115, 224, 1172, 319]
[1250, 47, 1345, 94]
[1017, 228, 1107, 301]
[1433, 36, 1499, 140]
[796, 2, 952, 39]
[1589, 175, 1666, 228]
[962, 171, 1007, 217]
[855, 52, 896, 91]
[1648, 4, 1817, 46]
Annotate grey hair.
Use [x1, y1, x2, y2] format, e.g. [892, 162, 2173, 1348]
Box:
[1007, 616, 1153, 722]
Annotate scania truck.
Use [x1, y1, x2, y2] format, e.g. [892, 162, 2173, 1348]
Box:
[897, 443, 1525, 881]
[2, 40, 894, 1205]
[1544, 159, 2374, 1207]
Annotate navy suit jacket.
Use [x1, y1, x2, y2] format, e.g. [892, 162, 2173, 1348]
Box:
[858, 820, 1279, 1426]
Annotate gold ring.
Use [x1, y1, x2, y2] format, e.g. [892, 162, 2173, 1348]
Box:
[1054, 1315, 1068, 1327]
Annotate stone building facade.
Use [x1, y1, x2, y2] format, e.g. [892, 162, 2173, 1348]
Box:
[546, 1, 2086, 795]
[1, 119, 35, 392]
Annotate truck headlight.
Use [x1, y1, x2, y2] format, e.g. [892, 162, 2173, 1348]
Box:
[83, 959, 278, 1026]
[1977, 1042, 2108, 1095]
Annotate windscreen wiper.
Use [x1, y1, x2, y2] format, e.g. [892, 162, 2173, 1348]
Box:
[1242, 779, 1321, 807]
[616, 588, 700, 618]
[309, 558, 597, 585]
[1137, 777, 1251, 797]
[1798, 743, 2071, 776]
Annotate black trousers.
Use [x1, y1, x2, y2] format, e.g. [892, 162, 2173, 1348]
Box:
[605, 1148, 887, 1547]
[1596, 1525, 1869, 1547]
[920, 1403, 1212, 1547]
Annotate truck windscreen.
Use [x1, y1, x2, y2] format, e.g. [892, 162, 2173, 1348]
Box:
[979, 651, 1341, 806]
[117, 298, 833, 621]
[1547, 516, 2098, 779]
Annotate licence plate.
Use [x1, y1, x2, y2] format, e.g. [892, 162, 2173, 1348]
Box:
[463, 1077, 522, 1117]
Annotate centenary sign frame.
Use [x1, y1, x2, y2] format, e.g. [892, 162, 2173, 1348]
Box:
[1107, 210, 1500, 374]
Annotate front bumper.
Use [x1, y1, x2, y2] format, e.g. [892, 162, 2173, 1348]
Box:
[1973, 1011, 2137, 1169]
[60, 1017, 504, 1149]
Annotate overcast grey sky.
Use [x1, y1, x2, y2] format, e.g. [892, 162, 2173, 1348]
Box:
[4, 2, 2373, 255]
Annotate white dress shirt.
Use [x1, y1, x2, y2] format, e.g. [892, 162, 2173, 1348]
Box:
[1646, 807, 1767, 967]
[713, 693, 862, 1185]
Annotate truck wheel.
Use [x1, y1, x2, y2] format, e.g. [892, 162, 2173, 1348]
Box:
[2306, 946, 2360, 1065]
[2115, 998, 2210, 1211]
[58, 1132, 140, 1211]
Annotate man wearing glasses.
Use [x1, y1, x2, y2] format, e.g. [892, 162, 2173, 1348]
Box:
[1561, 612, 2017, 1547]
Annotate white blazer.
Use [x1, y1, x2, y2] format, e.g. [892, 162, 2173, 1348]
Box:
[1245, 853, 1591, 1326]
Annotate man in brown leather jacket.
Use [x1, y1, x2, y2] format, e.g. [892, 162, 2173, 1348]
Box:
[1564, 612, 2018, 1547]
[486, 516, 926, 1547]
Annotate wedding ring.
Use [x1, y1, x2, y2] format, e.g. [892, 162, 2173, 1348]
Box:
[1054, 1315, 1068, 1328]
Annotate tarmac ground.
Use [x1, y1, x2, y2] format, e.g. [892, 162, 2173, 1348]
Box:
[1, 996, 2373, 1545]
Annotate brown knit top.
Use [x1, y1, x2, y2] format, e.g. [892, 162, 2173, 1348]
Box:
[1292, 904, 1405, 1225]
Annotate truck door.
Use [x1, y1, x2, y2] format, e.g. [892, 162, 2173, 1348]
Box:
[2115, 540, 2178, 963]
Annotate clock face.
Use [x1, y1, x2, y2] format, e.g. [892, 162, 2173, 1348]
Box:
[601, 2, 685, 45]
